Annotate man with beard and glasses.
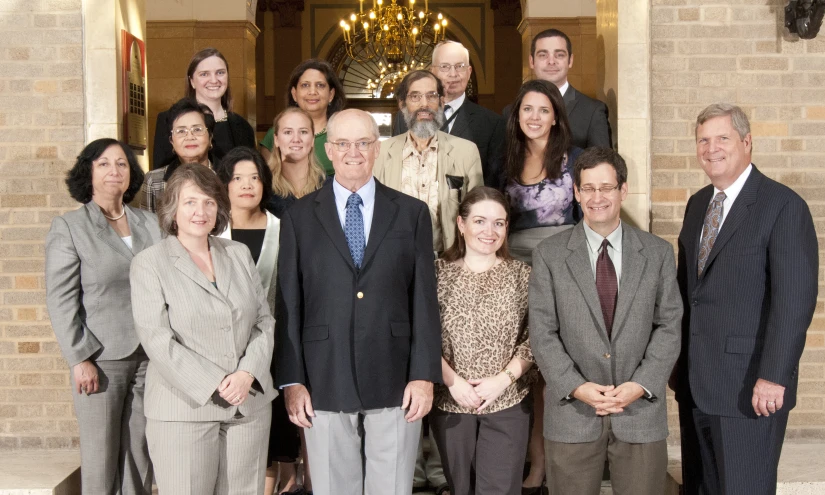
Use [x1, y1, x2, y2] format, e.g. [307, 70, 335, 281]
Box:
[375, 70, 483, 256]
[392, 41, 505, 190]
[374, 70, 482, 495]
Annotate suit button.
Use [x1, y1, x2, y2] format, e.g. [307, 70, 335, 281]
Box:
[357, 292, 364, 299]
[603, 353, 611, 359]
[692, 300, 698, 306]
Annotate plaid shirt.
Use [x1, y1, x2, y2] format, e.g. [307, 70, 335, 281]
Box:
[401, 133, 442, 252]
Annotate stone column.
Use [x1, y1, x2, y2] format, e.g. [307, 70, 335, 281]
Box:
[257, 0, 305, 133]
[598, 0, 650, 230]
[491, 0, 523, 112]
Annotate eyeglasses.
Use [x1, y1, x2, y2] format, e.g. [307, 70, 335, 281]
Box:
[406, 92, 441, 103]
[578, 184, 620, 194]
[171, 125, 208, 138]
[329, 140, 376, 152]
[436, 63, 468, 73]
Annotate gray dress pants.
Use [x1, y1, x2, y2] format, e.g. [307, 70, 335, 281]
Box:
[69, 350, 152, 495]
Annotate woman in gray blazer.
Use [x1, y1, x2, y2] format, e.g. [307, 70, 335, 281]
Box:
[45, 138, 163, 495]
[130, 163, 277, 494]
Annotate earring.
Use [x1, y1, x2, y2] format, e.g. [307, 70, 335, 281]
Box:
[460, 231, 464, 237]
[552, 120, 556, 125]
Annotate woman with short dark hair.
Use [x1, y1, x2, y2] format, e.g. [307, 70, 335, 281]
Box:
[152, 47, 256, 167]
[131, 163, 277, 494]
[430, 186, 534, 495]
[259, 59, 347, 176]
[45, 138, 163, 495]
[139, 98, 216, 212]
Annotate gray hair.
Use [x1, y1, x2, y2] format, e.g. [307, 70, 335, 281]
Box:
[327, 109, 380, 141]
[695, 103, 751, 140]
[432, 40, 470, 65]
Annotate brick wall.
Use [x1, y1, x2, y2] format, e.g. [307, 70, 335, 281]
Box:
[0, 1, 84, 449]
[651, 0, 825, 440]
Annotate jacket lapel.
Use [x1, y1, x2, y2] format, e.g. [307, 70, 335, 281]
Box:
[611, 224, 646, 339]
[87, 202, 133, 261]
[565, 224, 609, 341]
[448, 103, 471, 139]
[563, 86, 579, 116]
[379, 136, 405, 191]
[125, 206, 148, 255]
[209, 237, 233, 300]
[681, 186, 712, 288]
[165, 236, 222, 297]
[361, 181, 398, 270]
[314, 183, 357, 272]
[699, 166, 762, 279]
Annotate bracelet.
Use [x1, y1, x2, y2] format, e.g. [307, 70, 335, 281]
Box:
[244, 371, 255, 381]
[502, 368, 517, 384]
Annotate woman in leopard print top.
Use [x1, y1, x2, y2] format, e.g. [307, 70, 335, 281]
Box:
[430, 186, 534, 495]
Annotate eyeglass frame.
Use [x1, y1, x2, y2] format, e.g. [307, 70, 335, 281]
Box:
[327, 140, 377, 152]
[577, 183, 621, 195]
[405, 92, 441, 103]
[171, 125, 209, 138]
[435, 63, 469, 73]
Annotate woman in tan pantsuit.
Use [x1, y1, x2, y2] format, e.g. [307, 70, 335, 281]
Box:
[130, 163, 277, 494]
[45, 138, 163, 495]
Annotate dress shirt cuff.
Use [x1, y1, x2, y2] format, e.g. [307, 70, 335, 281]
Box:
[280, 383, 300, 389]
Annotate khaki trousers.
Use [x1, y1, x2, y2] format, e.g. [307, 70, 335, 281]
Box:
[545, 416, 667, 495]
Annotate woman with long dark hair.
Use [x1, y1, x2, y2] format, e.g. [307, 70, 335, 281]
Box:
[152, 48, 256, 167]
[502, 79, 582, 266]
[502, 80, 582, 495]
[259, 59, 347, 176]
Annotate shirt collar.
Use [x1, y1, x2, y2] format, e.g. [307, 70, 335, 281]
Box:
[558, 81, 570, 96]
[333, 176, 376, 209]
[402, 133, 438, 158]
[713, 163, 752, 203]
[583, 220, 623, 254]
[444, 92, 466, 111]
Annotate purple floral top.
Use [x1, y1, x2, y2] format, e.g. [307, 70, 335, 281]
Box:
[505, 148, 581, 233]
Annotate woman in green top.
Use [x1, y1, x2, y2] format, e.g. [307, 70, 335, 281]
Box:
[259, 59, 347, 176]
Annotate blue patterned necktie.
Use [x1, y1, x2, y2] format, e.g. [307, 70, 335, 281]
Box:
[697, 191, 726, 277]
[344, 193, 365, 268]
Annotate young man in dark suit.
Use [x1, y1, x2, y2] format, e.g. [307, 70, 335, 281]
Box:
[276, 109, 442, 495]
[505, 29, 612, 151]
[674, 103, 818, 494]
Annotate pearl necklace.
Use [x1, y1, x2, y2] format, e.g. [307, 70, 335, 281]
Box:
[102, 205, 125, 221]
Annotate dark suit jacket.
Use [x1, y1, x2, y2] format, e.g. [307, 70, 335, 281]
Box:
[674, 166, 818, 418]
[152, 110, 256, 168]
[503, 84, 612, 151]
[394, 99, 506, 189]
[275, 179, 442, 412]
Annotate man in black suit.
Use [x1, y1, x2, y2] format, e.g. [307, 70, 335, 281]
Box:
[276, 108, 442, 495]
[674, 103, 818, 494]
[393, 41, 506, 189]
[505, 29, 612, 150]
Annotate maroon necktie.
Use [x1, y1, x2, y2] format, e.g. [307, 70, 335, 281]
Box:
[596, 239, 618, 338]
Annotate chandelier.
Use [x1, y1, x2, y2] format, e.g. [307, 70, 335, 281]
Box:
[339, 0, 448, 66]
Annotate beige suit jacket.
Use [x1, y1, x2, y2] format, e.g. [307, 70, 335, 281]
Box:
[130, 235, 277, 422]
[373, 130, 483, 251]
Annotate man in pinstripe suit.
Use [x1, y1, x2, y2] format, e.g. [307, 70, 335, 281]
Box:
[674, 103, 818, 494]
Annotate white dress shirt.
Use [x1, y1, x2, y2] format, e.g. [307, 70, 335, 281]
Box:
[332, 176, 376, 243]
[558, 81, 570, 97]
[443, 92, 466, 133]
[700, 164, 752, 243]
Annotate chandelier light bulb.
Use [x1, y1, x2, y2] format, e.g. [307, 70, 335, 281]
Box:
[369, 11, 376, 19]
[384, 24, 389, 30]
[340, 20, 346, 27]
[441, 19, 447, 26]
[419, 11, 424, 18]
[351, 13, 357, 21]
[412, 27, 418, 34]
[437, 13, 443, 19]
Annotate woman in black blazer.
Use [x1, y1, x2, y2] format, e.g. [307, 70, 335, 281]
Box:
[152, 47, 255, 167]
